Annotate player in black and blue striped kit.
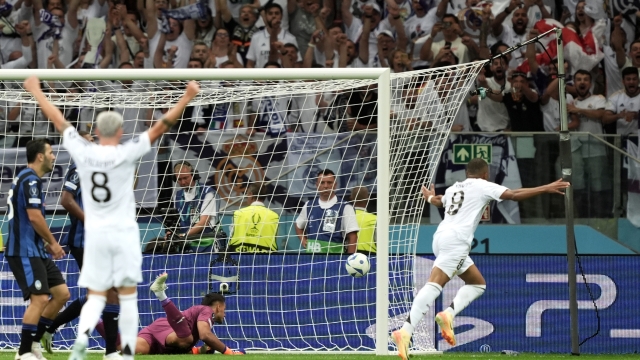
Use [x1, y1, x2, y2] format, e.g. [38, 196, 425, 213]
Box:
[5, 139, 70, 360]
[40, 131, 121, 360]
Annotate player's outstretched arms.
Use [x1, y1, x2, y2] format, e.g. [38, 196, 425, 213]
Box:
[148, 81, 200, 143]
[196, 321, 244, 355]
[500, 179, 570, 201]
[421, 185, 444, 208]
[23, 76, 72, 133]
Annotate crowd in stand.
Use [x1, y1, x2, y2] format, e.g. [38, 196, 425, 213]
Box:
[0, 0, 638, 217]
[0, 0, 637, 134]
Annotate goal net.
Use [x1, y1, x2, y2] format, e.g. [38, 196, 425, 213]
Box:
[0, 65, 482, 353]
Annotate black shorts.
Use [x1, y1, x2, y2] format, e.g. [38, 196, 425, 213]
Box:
[69, 246, 84, 269]
[5, 256, 66, 300]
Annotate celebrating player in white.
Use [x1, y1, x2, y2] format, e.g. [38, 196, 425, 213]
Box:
[23, 76, 200, 360]
[392, 158, 569, 359]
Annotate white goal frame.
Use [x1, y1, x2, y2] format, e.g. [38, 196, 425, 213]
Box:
[0, 67, 393, 354]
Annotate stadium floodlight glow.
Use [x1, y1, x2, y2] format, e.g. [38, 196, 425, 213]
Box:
[0, 64, 483, 354]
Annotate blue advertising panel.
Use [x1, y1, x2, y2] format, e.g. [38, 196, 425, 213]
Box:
[0, 254, 638, 353]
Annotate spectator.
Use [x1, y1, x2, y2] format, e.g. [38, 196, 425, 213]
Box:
[32, 0, 81, 69]
[347, 85, 378, 130]
[619, 39, 640, 73]
[111, 5, 141, 68]
[0, 21, 34, 69]
[475, 58, 511, 132]
[169, 160, 221, 250]
[604, 67, 640, 136]
[420, 14, 469, 64]
[145, 0, 196, 68]
[313, 24, 342, 67]
[350, 186, 377, 255]
[288, 0, 324, 56]
[403, 0, 433, 68]
[228, 183, 279, 253]
[567, 69, 611, 217]
[295, 169, 359, 254]
[605, 15, 626, 96]
[499, 71, 544, 217]
[491, 0, 546, 68]
[341, 0, 392, 63]
[246, 3, 299, 68]
[195, 7, 216, 45]
[191, 39, 210, 64]
[207, 28, 243, 67]
[217, 0, 259, 65]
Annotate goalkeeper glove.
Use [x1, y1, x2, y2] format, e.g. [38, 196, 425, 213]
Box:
[223, 347, 246, 355]
[192, 345, 213, 354]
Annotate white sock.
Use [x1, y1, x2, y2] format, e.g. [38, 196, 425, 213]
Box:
[77, 294, 106, 336]
[446, 284, 486, 317]
[401, 282, 442, 335]
[119, 293, 139, 360]
[154, 290, 167, 302]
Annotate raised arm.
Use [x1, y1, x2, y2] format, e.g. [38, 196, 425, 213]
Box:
[145, 0, 158, 39]
[183, 0, 197, 40]
[23, 76, 72, 133]
[216, 0, 232, 24]
[340, 0, 353, 28]
[147, 81, 200, 143]
[67, 0, 81, 30]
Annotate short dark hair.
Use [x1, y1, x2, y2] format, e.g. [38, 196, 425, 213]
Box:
[26, 138, 51, 164]
[490, 41, 508, 56]
[247, 182, 267, 201]
[264, 2, 283, 14]
[202, 293, 225, 306]
[118, 62, 133, 68]
[466, 158, 488, 175]
[442, 14, 458, 24]
[630, 39, 640, 49]
[318, 168, 335, 177]
[264, 61, 282, 68]
[188, 58, 204, 67]
[284, 43, 298, 51]
[574, 69, 592, 81]
[622, 66, 639, 78]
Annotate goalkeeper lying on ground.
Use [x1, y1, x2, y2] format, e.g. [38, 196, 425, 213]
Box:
[97, 273, 244, 355]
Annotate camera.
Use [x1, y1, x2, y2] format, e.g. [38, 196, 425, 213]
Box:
[220, 282, 230, 293]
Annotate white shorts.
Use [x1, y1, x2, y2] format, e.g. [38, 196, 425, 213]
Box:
[432, 229, 474, 279]
[78, 230, 142, 291]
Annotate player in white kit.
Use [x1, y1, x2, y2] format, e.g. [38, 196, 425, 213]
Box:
[392, 158, 569, 359]
[23, 76, 200, 360]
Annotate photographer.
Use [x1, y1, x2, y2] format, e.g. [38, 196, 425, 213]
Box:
[145, 161, 221, 254]
[169, 161, 220, 247]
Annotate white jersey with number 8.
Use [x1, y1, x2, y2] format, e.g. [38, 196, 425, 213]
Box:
[435, 178, 508, 244]
[62, 126, 152, 290]
[62, 126, 151, 230]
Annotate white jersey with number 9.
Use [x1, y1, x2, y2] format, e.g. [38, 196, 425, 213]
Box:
[435, 178, 508, 244]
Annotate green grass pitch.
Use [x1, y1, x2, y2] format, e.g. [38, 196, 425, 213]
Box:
[0, 354, 633, 360]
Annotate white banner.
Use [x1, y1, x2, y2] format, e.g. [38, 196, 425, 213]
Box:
[626, 140, 640, 227]
[0, 144, 158, 210]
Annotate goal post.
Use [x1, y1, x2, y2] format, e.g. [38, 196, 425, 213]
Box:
[0, 64, 483, 354]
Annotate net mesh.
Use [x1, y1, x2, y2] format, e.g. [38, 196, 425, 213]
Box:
[0, 63, 483, 352]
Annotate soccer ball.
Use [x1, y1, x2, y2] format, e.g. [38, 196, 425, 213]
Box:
[345, 253, 370, 277]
